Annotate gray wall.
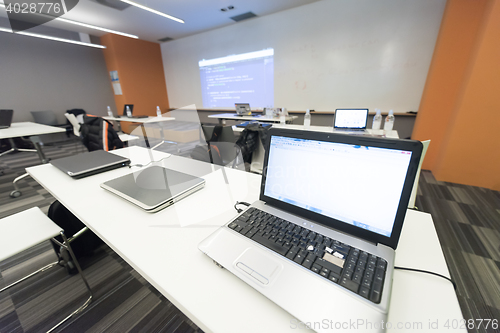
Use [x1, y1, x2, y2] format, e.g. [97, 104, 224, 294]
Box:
[0, 31, 115, 124]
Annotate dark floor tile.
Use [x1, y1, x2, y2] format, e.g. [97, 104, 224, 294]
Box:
[456, 222, 492, 259]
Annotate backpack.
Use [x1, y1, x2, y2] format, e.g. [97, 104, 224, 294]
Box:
[48, 200, 103, 274]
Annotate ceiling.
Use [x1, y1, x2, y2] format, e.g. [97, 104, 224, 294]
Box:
[0, 0, 320, 43]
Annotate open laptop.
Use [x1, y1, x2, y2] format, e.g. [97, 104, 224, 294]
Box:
[50, 150, 131, 179]
[122, 104, 148, 119]
[100, 166, 205, 213]
[235, 103, 252, 116]
[334, 108, 369, 133]
[199, 128, 422, 332]
[0, 109, 14, 129]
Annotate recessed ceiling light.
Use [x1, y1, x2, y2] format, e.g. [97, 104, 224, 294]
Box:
[0, 2, 138, 38]
[220, 6, 235, 12]
[0, 27, 106, 48]
[118, 0, 184, 23]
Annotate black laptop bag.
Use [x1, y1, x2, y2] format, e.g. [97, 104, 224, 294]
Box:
[48, 200, 104, 274]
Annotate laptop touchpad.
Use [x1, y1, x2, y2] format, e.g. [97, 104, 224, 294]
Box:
[235, 248, 282, 285]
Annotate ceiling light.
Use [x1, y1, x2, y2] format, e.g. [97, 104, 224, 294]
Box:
[55, 16, 138, 39]
[0, 27, 106, 48]
[118, 0, 184, 23]
[0, 2, 138, 38]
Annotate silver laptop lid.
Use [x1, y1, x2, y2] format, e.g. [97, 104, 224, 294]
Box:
[50, 150, 131, 178]
[100, 166, 205, 212]
[0, 109, 14, 128]
[260, 128, 422, 249]
[334, 108, 369, 130]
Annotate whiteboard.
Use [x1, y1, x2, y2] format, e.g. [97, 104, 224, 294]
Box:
[161, 0, 446, 113]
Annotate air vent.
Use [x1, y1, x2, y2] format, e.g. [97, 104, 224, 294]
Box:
[93, 0, 131, 11]
[158, 36, 174, 42]
[230, 12, 257, 22]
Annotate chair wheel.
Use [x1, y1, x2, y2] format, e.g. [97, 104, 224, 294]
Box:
[10, 190, 22, 198]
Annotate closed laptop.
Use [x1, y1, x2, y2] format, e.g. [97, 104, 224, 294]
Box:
[50, 150, 130, 179]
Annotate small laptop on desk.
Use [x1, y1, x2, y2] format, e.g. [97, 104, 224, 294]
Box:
[235, 103, 252, 116]
[199, 128, 422, 332]
[50, 150, 131, 179]
[0, 109, 14, 129]
[121, 104, 148, 119]
[333, 108, 369, 134]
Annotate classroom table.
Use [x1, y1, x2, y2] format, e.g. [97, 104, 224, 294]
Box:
[209, 113, 298, 125]
[1, 122, 66, 196]
[0, 122, 66, 160]
[103, 115, 176, 147]
[26, 147, 465, 333]
[103, 116, 176, 124]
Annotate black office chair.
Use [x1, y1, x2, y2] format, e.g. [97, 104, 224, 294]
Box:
[192, 124, 242, 168]
[31, 110, 72, 137]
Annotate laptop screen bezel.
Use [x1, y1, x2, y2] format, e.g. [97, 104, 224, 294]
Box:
[259, 128, 422, 250]
[0, 109, 14, 127]
[123, 104, 134, 116]
[334, 108, 369, 129]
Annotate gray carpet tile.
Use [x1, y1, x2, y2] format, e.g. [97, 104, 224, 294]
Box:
[416, 170, 500, 333]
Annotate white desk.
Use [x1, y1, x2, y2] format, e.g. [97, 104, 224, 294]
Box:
[103, 116, 175, 123]
[103, 116, 176, 146]
[209, 113, 298, 125]
[26, 147, 464, 333]
[0, 122, 66, 139]
[1, 122, 66, 193]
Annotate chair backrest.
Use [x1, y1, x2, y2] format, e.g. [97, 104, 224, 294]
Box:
[408, 140, 431, 209]
[65, 113, 81, 136]
[31, 110, 59, 126]
[201, 125, 236, 143]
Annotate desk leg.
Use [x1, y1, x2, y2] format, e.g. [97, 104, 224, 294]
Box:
[6, 137, 50, 198]
[139, 124, 155, 162]
[0, 138, 38, 158]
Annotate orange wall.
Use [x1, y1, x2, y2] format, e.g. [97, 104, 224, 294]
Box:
[101, 34, 169, 132]
[412, 0, 500, 191]
[412, 0, 487, 170]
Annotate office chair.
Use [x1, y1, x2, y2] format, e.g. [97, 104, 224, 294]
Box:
[0, 207, 92, 332]
[198, 124, 243, 168]
[31, 110, 72, 137]
[408, 140, 431, 209]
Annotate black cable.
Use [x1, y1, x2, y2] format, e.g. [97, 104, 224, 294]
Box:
[234, 201, 251, 213]
[394, 266, 457, 290]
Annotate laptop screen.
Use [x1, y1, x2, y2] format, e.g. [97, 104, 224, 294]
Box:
[0, 109, 14, 128]
[235, 103, 251, 114]
[334, 109, 368, 129]
[263, 135, 413, 238]
[123, 104, 134, 116]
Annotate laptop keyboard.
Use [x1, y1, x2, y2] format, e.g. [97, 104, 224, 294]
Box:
[227, 207, 387, 304]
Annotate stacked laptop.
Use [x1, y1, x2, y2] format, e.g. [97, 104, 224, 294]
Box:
[199, 128, 422, 332]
